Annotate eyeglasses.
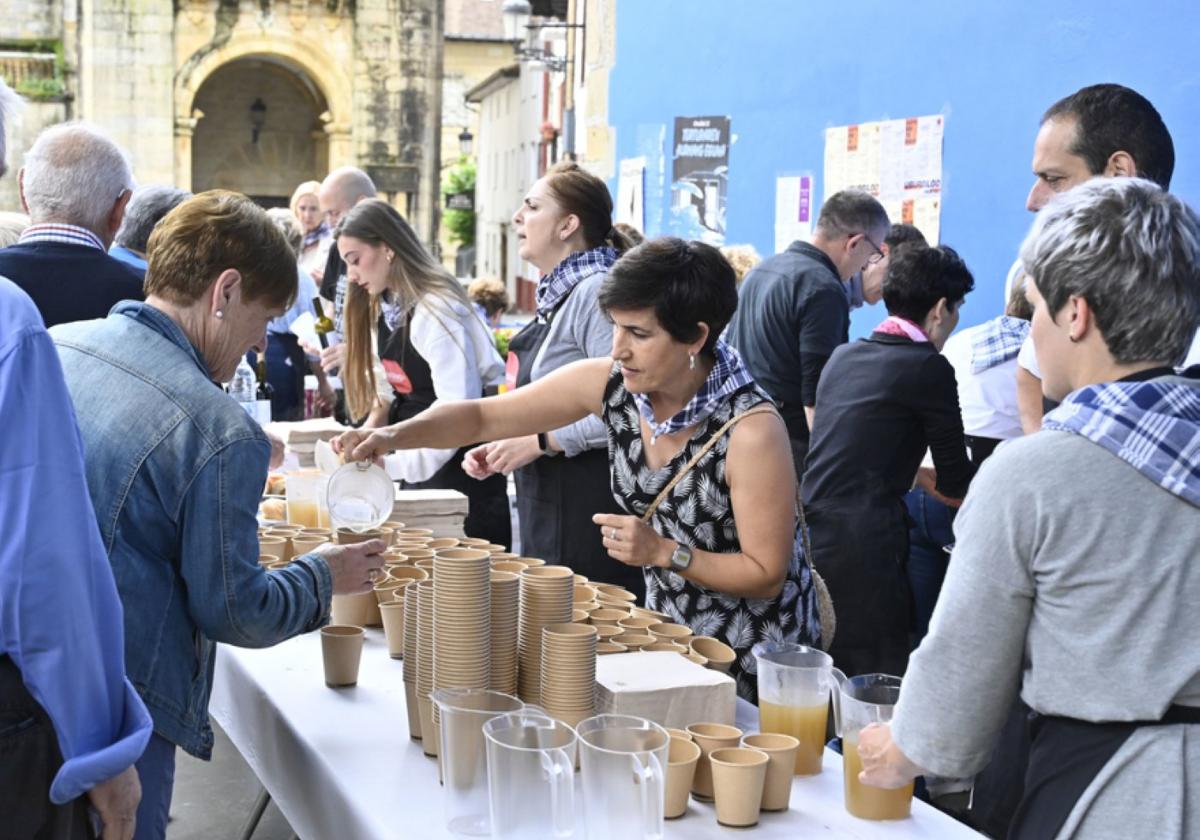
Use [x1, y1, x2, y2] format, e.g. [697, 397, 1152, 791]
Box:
[861, 233, 885, 265]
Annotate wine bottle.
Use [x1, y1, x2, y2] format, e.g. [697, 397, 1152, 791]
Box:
[255, 355, 274, 424]
[313, 297, 333, 349]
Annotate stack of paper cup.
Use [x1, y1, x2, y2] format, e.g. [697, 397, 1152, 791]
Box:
[517, 566, 574, 705]
[489, 570, 520, 695]
[539, 623, 597, 726]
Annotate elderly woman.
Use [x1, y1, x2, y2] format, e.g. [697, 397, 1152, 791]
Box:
[50, 191, 383, 840]
[336, 237, 821, 700]
[857, 179, 1200, 840]
[291, 179, 332, 283]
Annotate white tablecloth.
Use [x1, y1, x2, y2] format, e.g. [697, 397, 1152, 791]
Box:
[210, 631, 983, 839]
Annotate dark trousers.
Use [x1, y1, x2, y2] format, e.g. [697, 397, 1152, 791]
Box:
[0, 656, 94, 840]
[904, 488, 957, 646]
[805, 497, 912, 678]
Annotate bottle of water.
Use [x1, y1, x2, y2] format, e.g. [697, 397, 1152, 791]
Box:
[229, 357, 257, 419]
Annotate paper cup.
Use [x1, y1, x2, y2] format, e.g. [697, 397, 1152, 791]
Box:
[666, 736, 701, 819]
[320, 625, 364, 687]
[686, 722, 743, 799]
[741, 733, 800, 811]
[710, 747, 769, 827]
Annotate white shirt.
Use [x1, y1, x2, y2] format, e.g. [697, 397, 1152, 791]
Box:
[382, 294, 504, 483]
[1183, 328, 1200, 369]
[1016, 332, 1040, 379]
[942, 323, 1024, 441]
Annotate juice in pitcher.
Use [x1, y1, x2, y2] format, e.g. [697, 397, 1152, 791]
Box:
[759, 700, 828, 775]
[842, 732, 913, 820]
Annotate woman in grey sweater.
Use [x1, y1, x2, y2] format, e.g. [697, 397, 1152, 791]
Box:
[856, 178, 1200, 839]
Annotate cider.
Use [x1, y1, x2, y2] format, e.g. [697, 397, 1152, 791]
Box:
[759, 700, 827, 775]
[286, 500, 329, 528]
[842, 733, 913, 820]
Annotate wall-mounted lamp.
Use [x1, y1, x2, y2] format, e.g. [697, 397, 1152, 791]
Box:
[501, 0, 582, 73]
[250, 97, 267, 144]
[458, 127, 474, 157]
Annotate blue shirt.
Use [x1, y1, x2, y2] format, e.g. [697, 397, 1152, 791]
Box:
[269, 266, 318, 336]
[107, 243, 148, 277]
[0, 276, 152, 803]
[51, 301, 333, 758]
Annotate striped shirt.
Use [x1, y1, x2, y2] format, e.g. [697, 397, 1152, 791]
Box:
[19, 223, 106, 252]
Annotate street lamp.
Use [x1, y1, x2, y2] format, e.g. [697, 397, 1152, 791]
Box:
[501, 0, 580, 73]
[458, 127, 474, 157]
[249, 98, 267, 144]
[501, 0, 532, 43]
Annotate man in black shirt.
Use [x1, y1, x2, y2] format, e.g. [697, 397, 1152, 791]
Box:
[726, 190, 889, 473]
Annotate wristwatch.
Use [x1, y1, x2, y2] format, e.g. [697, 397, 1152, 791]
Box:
[668, 542, 693, 572]
[537, 432, 559, 457]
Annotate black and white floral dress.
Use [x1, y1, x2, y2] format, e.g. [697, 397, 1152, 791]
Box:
[602, 364, 821, 701]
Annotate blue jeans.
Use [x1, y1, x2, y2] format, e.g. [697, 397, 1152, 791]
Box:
[904, 488, 957, 646]
[132, 734, 176, 840]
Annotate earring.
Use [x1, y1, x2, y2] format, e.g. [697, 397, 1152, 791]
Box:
[215, 310, 224, 319]
[689, 353, 696, 371]
[386, 251, 394, 264]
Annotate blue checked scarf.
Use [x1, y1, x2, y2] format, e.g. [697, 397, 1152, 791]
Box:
[1043, 373, 1200, 507]
[970, 315, 1030, 374]
[302, 220, 330, 251]
[633, 340, 755, 443]
[535, 247, 618, 321]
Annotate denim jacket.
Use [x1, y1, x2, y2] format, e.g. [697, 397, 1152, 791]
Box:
[51, 302, 332, 758]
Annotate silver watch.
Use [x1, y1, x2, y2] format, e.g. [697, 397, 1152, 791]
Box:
[669, 542, 693, 572]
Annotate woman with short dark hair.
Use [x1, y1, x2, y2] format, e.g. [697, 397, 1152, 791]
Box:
[335, 237, 822, 700]
[801, 243, 976, 679]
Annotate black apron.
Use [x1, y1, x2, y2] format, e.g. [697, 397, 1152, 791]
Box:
[380, 310, 512, 548]
[508, 309, 645, 599]
[1006, 704, 1200, 840]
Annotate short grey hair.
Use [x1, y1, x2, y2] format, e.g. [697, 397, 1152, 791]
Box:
[816, 190, 890, 239]
[265, 206, 302, 255]
[21, 121, 135, 234]
[115, 185, 191, 253]
[1020, 177, 1200, 365]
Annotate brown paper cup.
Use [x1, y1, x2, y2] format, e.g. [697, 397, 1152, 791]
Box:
[690, 636, 737, 672]
[742, 733, 800, 811]
[380, 601, 406, 658]
[667, 727, 693, 741]
[258, 535, 287, 563]
[336, 527, 385, 546]
[320, 625, 364, 687]
[330, 592, 373, 627]
[686, 722, 743, 799]
[710, 747, 770, 827]
[666, 736, 702, 819]
[404, 680, 422, 740]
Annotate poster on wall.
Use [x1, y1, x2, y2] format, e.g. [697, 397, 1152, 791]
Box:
[824, 115, 944, 244]
[671, 116, 730, 244]
[616, 157, 646, 233]
[774, 173, 815, 254]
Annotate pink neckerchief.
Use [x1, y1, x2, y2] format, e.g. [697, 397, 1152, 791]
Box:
[873, 315, 930, 343]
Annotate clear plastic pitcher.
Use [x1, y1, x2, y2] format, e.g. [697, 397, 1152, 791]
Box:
[753, 641, 845, 775]
[483, 711, 577, 839]
[284, 469, 330, 527]
[576, 714, 669, 839]
[326, 461, 393, 531]
[432, 688, 525, 836]
[831, 673, 913, 821]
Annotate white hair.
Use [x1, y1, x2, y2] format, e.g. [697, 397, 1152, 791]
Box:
[22, 121, 135, 234]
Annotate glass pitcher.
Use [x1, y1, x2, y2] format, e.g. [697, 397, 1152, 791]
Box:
[752, 641, 845, 775]
[326, 460, 394, 531]
[483, 711, 577, 839]
[831, 673, 913, 821]
[576, 714, 669, 839]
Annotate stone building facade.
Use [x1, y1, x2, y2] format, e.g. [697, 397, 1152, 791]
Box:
[1, 0, 445, 243]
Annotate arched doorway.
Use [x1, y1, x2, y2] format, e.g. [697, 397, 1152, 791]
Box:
[190, 57, 329, 207]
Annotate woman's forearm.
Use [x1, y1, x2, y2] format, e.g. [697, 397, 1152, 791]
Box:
[649, 536, 786, 600]
[384, 399, 487, 451]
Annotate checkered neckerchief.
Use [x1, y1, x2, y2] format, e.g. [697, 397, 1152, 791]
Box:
[535, 247, 617, 321]
[970, 315, 1030, 374]
[1043, 374, 1200, 507]
[633, 340, 755, 443]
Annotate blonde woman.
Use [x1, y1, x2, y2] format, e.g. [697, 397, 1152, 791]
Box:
[337, 199, 510, 545]
[290, 180, 332, 283]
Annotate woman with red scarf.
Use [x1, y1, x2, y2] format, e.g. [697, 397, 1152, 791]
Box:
[801, 244, 976, 679]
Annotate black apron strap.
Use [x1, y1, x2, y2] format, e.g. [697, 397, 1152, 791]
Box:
[1008, 705, 1200, 840]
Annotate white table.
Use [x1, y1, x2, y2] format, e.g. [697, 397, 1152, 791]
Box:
[211, 631, 983, 839]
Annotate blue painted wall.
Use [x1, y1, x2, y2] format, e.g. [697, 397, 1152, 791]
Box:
[606, 0, 1200, 337]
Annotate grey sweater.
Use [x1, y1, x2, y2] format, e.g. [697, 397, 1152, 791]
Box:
[892, 431, 1200, 840]
[529, 271, 612, 457]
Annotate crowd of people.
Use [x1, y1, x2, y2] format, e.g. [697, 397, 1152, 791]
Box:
[0, 70, 1195, 840]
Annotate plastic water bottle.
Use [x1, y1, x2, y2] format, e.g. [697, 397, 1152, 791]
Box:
[229, 357, 257, 419]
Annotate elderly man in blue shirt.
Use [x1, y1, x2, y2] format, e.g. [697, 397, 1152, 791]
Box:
[0, 79, 152, 840]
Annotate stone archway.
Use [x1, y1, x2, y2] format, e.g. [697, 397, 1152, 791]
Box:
[189, 57, 328, 204]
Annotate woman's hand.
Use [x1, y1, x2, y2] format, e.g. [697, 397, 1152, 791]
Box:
[462, 444, 499, 480]
[856, 723, 924, 789]
[332, 427, 396, 463]
[593, 513, 672, 569]
[483, 435, 542, 475]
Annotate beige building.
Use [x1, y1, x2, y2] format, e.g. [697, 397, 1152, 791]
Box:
[1, 0, 446, 243]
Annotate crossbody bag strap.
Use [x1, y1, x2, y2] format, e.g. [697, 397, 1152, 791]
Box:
[640, 406, 778, 523]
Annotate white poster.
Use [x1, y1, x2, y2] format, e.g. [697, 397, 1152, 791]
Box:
[824, 115, 945, 244]
[774, 173, 815, 254]
[616, 156, 646, 232]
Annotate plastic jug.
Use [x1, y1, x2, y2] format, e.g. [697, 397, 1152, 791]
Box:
[431, 688, 525, 836]
[483, 711, 577, 839]
[576, 714, 669, 839]
[753, 641, 845, 775]
[831, 673, 913, 820]
[326, 460, 394, 531]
